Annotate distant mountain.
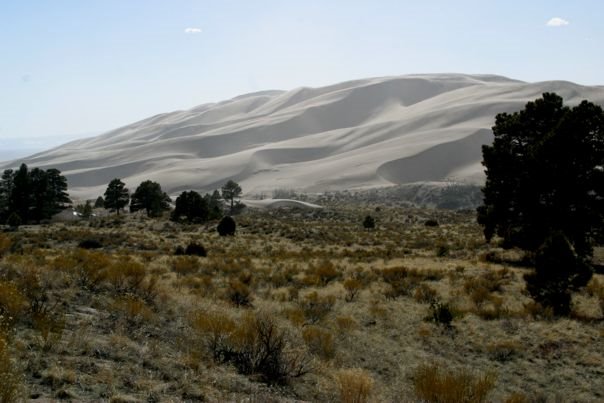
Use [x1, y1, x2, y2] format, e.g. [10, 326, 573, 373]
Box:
[7, 74, 604, 200]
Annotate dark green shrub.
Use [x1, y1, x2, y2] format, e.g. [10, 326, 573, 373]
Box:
[524, 233, 592, 316]
[428, 301, 453, 328]
[78, 239, 102, 249]
[6, 213, 21, 230]
[217, 216, 236, 236]
[185, 242, 207, 257]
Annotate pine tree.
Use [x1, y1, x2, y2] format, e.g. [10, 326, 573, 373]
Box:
[130, 180, 171, 217]
[221, 180, 242, 213]
[103, 178, 130, 215]
[170, 190, 209, 223]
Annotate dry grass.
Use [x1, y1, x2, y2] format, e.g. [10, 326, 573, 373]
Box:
[335, 368, 374, 403]
[0, 203, 601, 401]
[413, 363, 496, 403]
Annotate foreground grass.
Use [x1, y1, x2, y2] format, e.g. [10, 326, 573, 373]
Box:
[0, 203, 602, 402]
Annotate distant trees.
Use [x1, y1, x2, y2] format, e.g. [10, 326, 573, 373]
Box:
[206, 190, 224, 220]
[0, 163, 71, 224]
[130, 180, 171, 217]
[103, 179, 130, 215]
[221, 180, 242, 213]
[94, 196, 105, 208]
[171, 191, 209, 223]
[477, 93, 604, 315]
[75, 201, 93, 219]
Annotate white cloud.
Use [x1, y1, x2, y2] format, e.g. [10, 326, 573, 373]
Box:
[546, 17, 569, 27]
[184, 27, 202, 34]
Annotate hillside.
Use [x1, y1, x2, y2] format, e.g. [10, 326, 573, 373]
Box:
[9, 74, 604, 200]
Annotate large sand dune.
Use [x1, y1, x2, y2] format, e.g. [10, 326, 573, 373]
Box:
[9, 74, 604, 200]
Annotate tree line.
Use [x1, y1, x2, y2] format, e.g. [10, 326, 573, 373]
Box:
[100, 178, 243, 222]
[0, 161, 244, 227]
[0, 163, 71, 226]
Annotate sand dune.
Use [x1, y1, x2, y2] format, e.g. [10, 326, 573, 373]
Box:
[7, 74, 604, 200]
[242, 199, 323, 210]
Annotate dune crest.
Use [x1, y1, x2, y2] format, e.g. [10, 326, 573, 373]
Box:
[8, 74, 604, 199]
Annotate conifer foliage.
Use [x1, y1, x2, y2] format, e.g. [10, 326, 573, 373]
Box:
[478, 93, 604, 256]
[130, 180, 171, 217]
[103, 178, 130, 215]
[0, 163, 71, 224]
[478, 93, 604, 314]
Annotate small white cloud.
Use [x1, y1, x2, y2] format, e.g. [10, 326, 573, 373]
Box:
[546, 17, 569, 27]
[184, 27, 202, 34]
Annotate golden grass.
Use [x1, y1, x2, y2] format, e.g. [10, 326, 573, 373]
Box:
[0, 204, 601, 401]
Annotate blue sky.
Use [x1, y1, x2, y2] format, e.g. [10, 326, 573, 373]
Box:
[1, 1, 602, 155]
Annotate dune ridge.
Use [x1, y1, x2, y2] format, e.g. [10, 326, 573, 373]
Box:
[8, 74, 604, 200]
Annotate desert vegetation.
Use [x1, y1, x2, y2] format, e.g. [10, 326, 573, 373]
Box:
[0, 200, 601, 402]
[0, 93, 602, 401]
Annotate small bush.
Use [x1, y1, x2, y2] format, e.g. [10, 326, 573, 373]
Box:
[0, 234, 12, 256]
[6, 212, 21, 229]
[191, 310, 237, 360]
[0, 335, 23, 402]
[32, 311, 65, 352]
[414, 284, 438, 304]
[424, 219, 439, 227]
[217, 216, 236, 236]
[299, 292, 335, 324]
[106, 260, 146, 294]
[343, 278, 363, 302]
[78, 239, 103, 249]
[302, 326, 335, 360]
[428, 301, 454, 328]
[487, 340, 520, 362]
[0, 280, 26, 322]
[227, 280, 253, 307]
[436, 244, 449, 257]
[184, 242, 207, 257]
[335, 368, 374, 403]
[525, 233, 593, 316]
[171, 256, 199, 276]
[111, 295, 154, 325]
[336, 316, 358, 333]
[200, 311, 310, 385]
[303, 260, 339, 286]
[413, 363, 496, 403]
[71, 250, 111, 291]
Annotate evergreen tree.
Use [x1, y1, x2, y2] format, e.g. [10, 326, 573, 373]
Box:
[0, 164, 71, 224]
[478, 93, 604, 256]
[76, 201, 94, 219]
[170, 190, 209, 223]
[94, 196, 105, 208]
[45, 168, 71, 215]
[130, 180, 171, 217]
[206, 190, 224, 220]
[29, 167, 49, 223]
[478, 93, 604, 315]
[221, 180, 242, 212]
[9, 164, 31, 223]
[217, 216, 236, 236]
[0, 169, 14, 221]
[363, 215, 376, 229]
[103, 179, 130, 215]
